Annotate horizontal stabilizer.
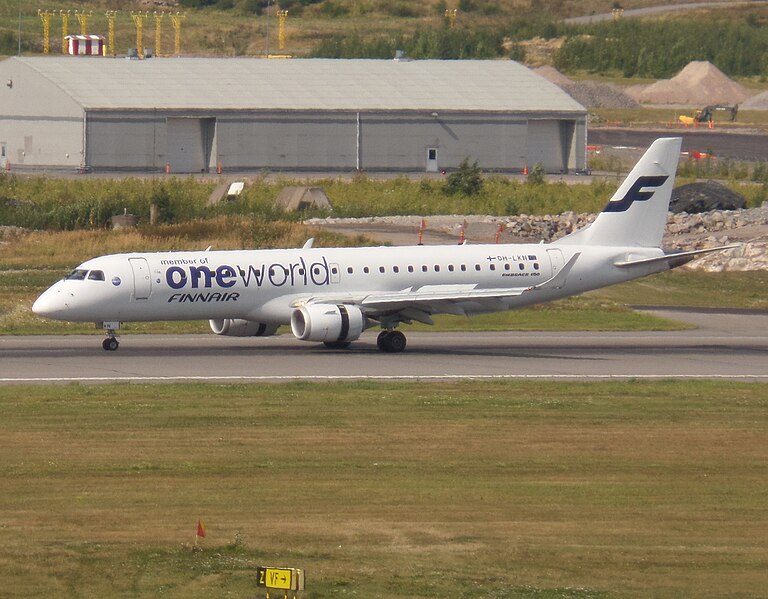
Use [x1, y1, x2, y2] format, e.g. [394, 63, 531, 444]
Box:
[614, 245, 740, 269]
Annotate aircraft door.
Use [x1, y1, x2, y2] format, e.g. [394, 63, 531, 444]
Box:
[547, 248, 565, 276]
[129, 257, 152, 300]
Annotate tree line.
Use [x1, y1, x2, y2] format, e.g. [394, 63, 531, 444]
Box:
[311, 12, 768, 79]
[553, 17, 768, 79]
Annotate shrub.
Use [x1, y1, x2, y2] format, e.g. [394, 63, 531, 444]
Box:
[527, 163, 546, 185]
[444, 158, 484, 196]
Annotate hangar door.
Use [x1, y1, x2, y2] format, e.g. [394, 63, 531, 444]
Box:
[526, 120, 575, 173]
[166, 118, 215, 173]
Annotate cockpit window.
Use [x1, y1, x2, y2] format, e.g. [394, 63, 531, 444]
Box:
[87, 270, 105, 281]
[66, 269, 89, 281]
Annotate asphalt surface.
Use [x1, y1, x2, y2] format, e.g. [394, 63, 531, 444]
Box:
[1, 310, 765, 384]
[590, 129, 768, 162]
[566, 1, 768, 24]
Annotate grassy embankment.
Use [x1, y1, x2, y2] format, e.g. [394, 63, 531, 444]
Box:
[0, 380, 766, 598]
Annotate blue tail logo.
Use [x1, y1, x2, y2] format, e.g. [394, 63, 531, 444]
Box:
[603, 175, 669, 213]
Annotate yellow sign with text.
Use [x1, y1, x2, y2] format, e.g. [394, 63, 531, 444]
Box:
[256, 566, 297, 591]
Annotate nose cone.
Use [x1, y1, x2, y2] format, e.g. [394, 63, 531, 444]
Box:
[32, 285, 72, 320]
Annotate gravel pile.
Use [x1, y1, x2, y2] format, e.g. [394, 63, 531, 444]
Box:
[742, 90, 768, 110]
[534, 66, 639, 109]
[624, 61, 752, 105]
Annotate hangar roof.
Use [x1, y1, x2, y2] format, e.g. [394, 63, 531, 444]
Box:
[7, 56, 584, 113]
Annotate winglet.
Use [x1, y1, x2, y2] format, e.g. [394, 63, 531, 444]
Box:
[529, 252, 580, 291]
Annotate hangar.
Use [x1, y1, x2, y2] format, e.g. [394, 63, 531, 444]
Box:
[0, 56, 586, 174]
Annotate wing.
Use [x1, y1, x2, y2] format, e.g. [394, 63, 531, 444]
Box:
[290, 253, 580, 324]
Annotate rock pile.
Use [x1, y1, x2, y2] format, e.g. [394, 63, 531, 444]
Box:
[505, 205, 767, 271]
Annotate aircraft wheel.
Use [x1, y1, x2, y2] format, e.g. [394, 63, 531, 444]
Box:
[376, 330, 390, 351]
[378, 330, 406, 353]
[386, 331, 406, 353]
[323, 341, 351, 349]
[102, 338, 119, 351]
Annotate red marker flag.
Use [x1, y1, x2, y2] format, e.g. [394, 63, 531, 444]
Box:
[418, 218, 427, 245]
[196, 519, 206, 538]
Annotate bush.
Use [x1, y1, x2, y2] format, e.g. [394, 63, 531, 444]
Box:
[444, 158, 484, 196]
[527, 163, 546, 185]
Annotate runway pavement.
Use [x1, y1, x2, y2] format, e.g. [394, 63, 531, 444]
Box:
[590, 129, 768, 162]
[1, 310, 766, 384]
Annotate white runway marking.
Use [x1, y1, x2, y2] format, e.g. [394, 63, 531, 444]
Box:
[3, 374, 767, 384]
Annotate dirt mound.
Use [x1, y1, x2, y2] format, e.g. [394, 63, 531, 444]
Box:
[534, 66, 638, 109]
[742, 90, 768, 110]
[625, 61, 752, 105]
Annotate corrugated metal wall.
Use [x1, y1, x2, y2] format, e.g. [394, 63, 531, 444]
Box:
[79, 109, 586, 173]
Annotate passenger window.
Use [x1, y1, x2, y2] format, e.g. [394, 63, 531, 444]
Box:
[363, 267, 370, 274]
[347, 267, 354, 274]
[475, 264, 481, 271]
[448, 265, 454, 272]
[534, 263, 539, 270]
[461, 264, 467, 272]
[434, 265, 440, 272]
[490, 264, 496, 271]
[87, 270, 105, 281]
[393, 266, 399, 273]
[422, 265, 428, 272]
[66, 269, 88, 281]
[519, 263, 525, 270]
[408, 265, 414, 273]
[504, 263, 511, 271]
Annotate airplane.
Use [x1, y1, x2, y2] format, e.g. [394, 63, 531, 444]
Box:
[33, 137, 735, 353]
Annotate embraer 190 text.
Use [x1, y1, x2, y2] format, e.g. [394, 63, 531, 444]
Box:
[33, 138, 733, 352]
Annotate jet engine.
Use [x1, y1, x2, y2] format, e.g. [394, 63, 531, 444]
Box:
[209, 318, 278, 337]
[290, 303, 367, 343]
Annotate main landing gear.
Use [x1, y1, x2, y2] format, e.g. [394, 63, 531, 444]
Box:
[377, 330, 406, 353]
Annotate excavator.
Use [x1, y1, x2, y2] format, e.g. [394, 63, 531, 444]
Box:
[678, 104, 738, 127]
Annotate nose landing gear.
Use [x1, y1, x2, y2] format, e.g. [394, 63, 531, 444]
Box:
[100, 321, 121, 351]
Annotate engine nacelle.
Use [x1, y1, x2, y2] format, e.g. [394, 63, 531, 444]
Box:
[209, 318, 278, 337]
[290, 303, 367, 343]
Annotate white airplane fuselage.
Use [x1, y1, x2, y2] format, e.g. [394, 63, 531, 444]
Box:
[34, 242, 663, 323]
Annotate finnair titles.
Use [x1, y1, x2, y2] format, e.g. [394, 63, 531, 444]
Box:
[33, 138, 735, 353]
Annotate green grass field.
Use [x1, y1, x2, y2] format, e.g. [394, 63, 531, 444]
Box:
[0, 381, 766, 598]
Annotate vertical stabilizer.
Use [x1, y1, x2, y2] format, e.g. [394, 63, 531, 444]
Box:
[557, 137, 682, 247]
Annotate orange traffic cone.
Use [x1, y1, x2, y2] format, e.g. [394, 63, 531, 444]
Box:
[523, 163, 528, 175]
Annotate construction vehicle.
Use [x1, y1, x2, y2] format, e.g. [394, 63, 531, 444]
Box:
[679, 104, 738, 127]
